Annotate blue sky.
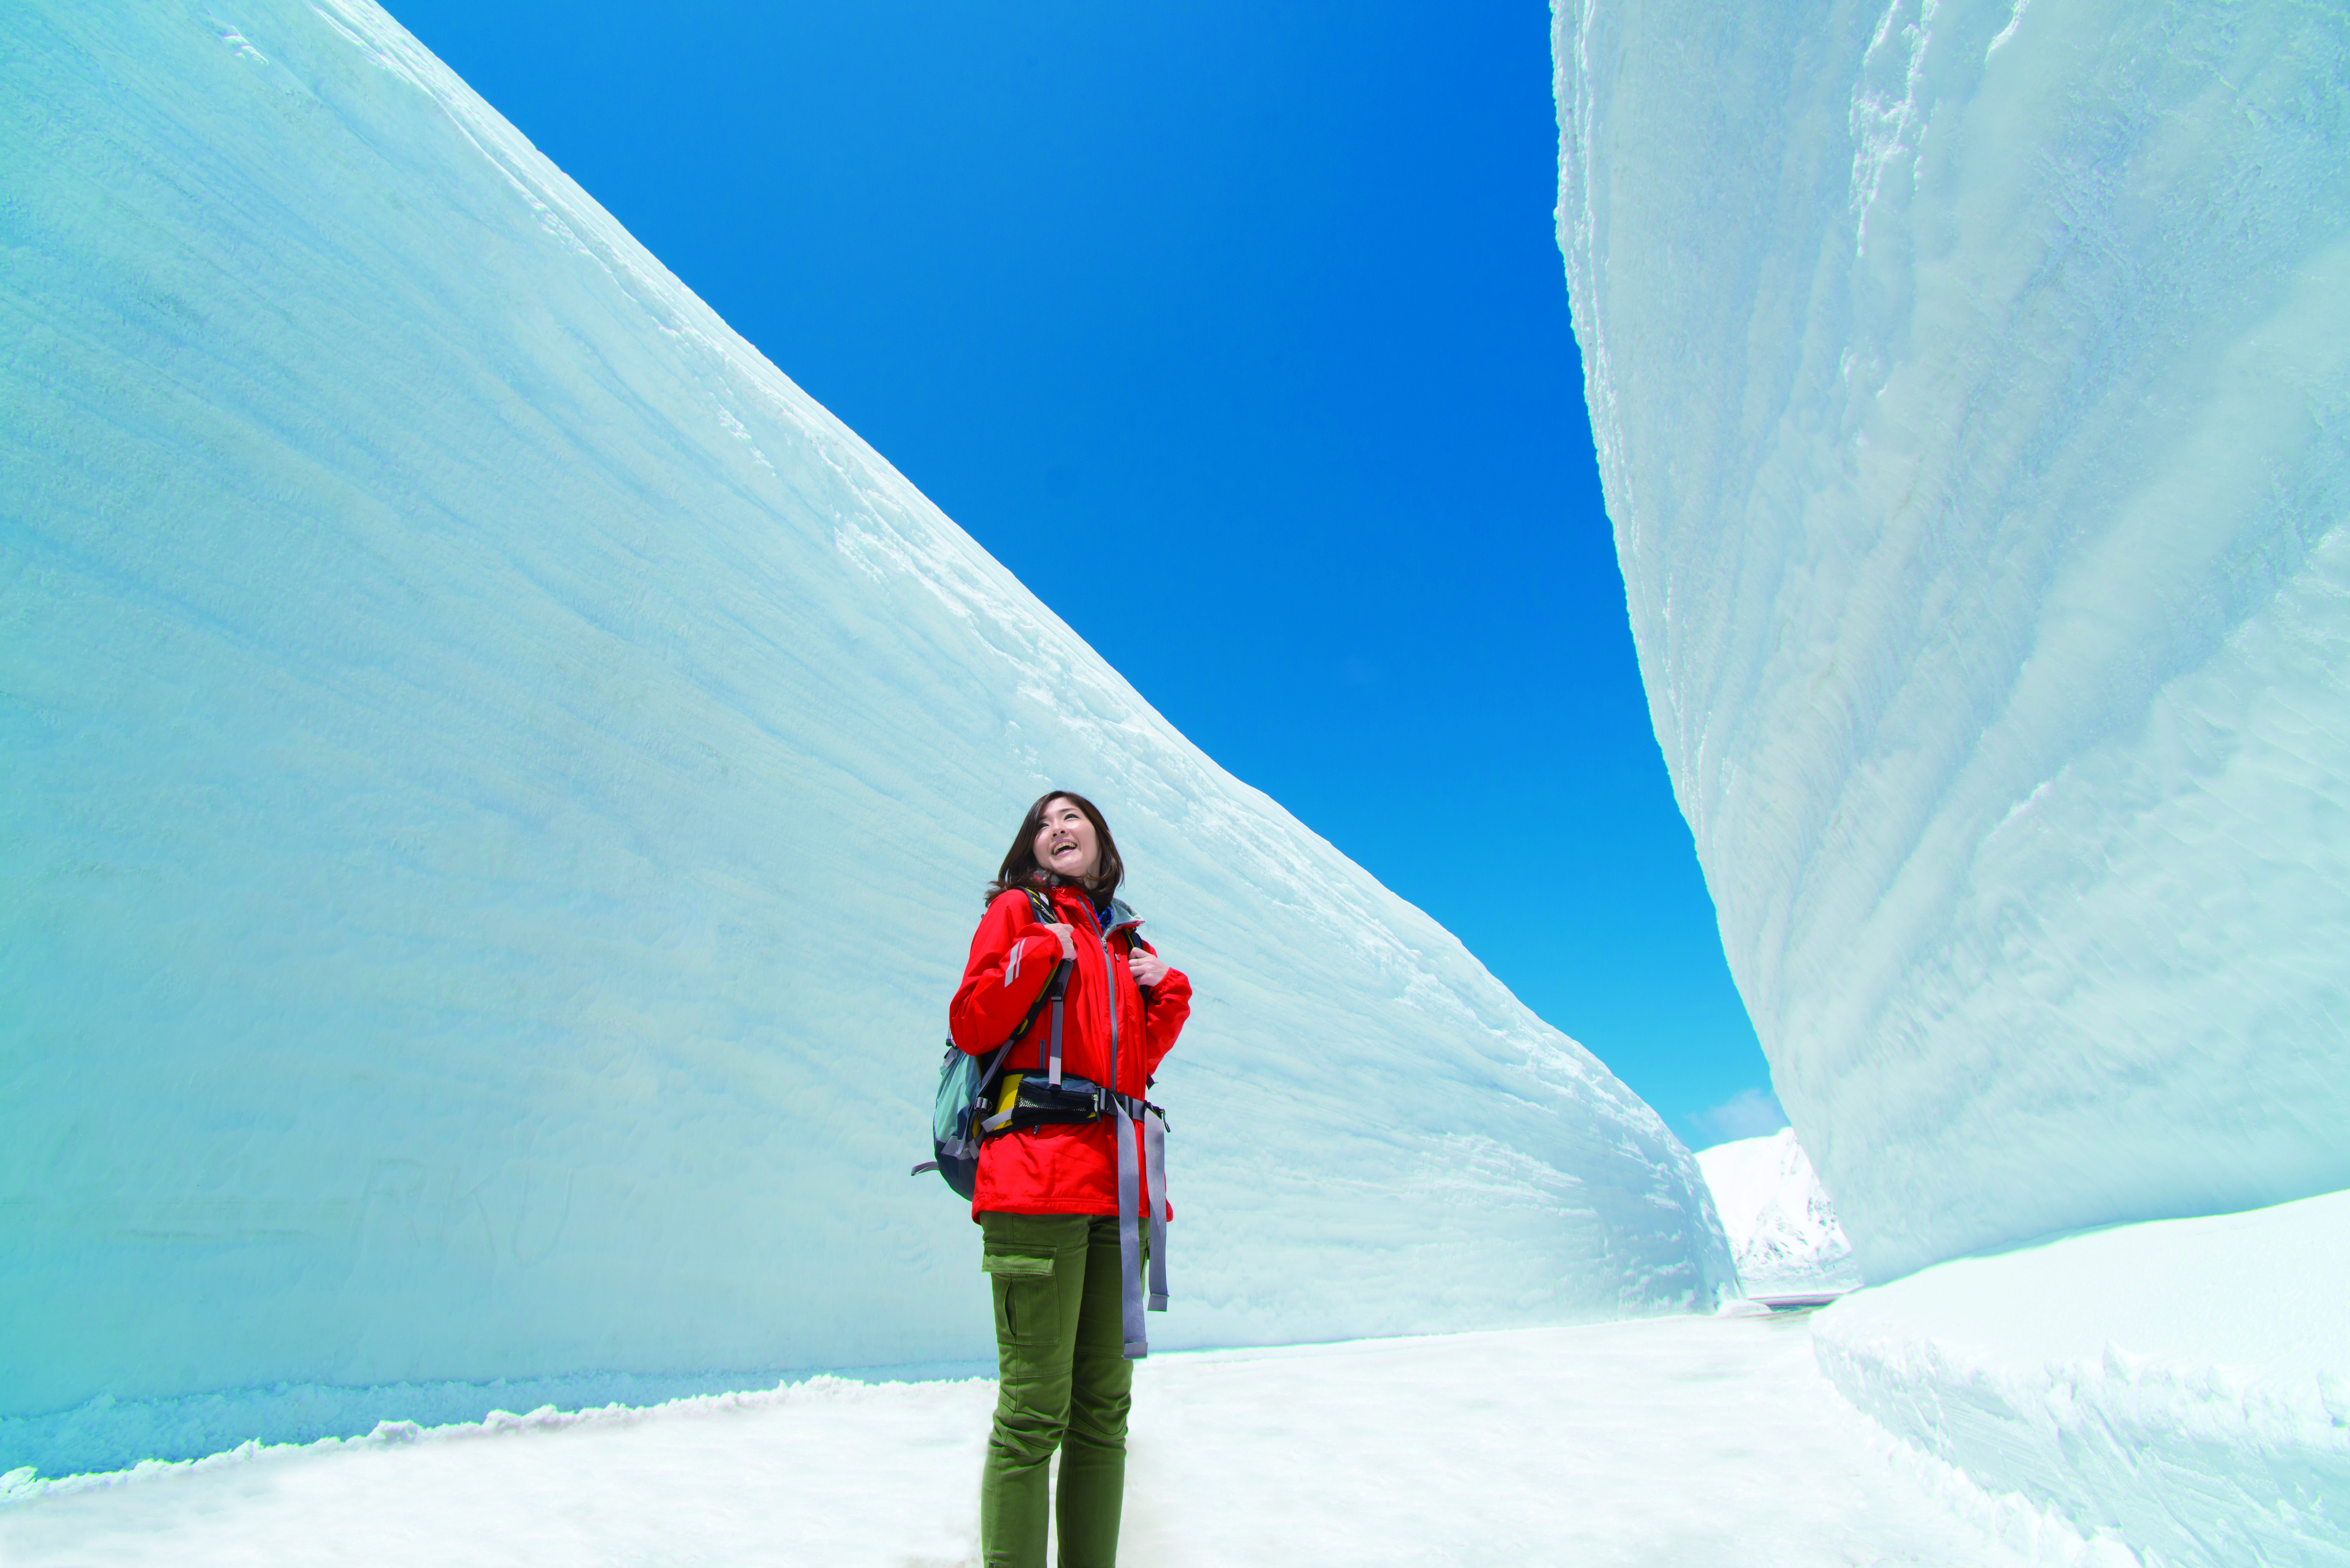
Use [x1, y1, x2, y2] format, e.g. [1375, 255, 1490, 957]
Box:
[386, 0, 1783, 1147]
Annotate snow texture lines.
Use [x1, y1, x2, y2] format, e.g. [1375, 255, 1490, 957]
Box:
[1554, 0, 2350, 1279]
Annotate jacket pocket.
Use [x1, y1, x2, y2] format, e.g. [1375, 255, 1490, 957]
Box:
[983, 1252, 1059, 1347]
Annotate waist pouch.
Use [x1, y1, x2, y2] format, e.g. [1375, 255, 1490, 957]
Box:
[985, 1071, 1109, 1135]
[983, 1073, 1167, 1135]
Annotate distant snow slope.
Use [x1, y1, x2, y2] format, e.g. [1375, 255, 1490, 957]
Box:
[1694, 1131, 1861, 1297]
[1815, 1189, 2350, 1568]
[1554, 0, 2350, 1280]
[0, 0, 1732, 1477]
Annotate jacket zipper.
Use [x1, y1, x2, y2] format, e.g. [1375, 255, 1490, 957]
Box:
[1074, 894, 1143, 1218]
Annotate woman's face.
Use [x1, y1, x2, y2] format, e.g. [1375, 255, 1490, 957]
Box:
[1032, 797, 1100, 882]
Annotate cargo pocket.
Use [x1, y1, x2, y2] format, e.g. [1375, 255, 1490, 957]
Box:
[983, 1251, 1058, 1348]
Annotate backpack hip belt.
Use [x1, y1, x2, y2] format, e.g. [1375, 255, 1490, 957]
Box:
[982, 1074, 1170, 1136]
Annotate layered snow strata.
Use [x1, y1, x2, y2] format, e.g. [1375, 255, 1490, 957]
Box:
[1555, 0, 2350, 1279]
[0, 0, 1733, 1477]
[1694, 1130, 1862, 1298]
[1814, 1189, 2350, 1568]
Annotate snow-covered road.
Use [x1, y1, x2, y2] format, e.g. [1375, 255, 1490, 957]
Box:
[0, 1314, 2129, 1566]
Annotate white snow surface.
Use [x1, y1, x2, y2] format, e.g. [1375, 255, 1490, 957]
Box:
[0, 1316, 2140, 1567]
[1695, 1130, 1863, 1297]
[0, 1, 1733, 1477]
[1555, 0, 2350, 1280]
[1814, 1187, 2350, 1568]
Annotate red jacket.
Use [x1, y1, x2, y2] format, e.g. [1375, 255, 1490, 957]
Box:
[949, 884, 1192, 1218]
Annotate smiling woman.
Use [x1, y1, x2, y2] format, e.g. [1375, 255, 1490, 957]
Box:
[950, 790, 1193, 1567]
[1004, 794, 1117, 903]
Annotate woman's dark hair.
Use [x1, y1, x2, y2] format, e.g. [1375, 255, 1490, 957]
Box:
[988, 790, 1125, 905]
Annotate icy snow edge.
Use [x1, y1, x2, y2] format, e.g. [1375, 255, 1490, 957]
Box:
[1812, 1188, 2350, 1568]
[0, 1373, 988, 1507]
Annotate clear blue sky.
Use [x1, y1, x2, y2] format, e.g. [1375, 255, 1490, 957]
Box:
[385, 0, 1782, 1148]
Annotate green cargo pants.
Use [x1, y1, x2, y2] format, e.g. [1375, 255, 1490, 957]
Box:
[978, 1212, 1135, 1568]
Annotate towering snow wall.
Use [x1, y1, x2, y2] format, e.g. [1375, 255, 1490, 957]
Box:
[1555, 0, 2350, 1281]
[0, 1, 1733, 1477]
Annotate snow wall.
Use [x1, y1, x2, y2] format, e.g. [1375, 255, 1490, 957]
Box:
[1554, 0, 2350, 1283]
[0, 0, 1737, 1478]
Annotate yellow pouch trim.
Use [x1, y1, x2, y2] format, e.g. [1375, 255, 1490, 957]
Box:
[997, 1072, 1024, 1115]
[982, 1253, 1056, 1279]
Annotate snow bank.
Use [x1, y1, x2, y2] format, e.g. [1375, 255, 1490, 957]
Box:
[0, 0, 1732, 1477]
[1694, 1130, 1862, 1297]
[1555, 0, 2350, 1280]
[1814, 1189, 2350, 1568]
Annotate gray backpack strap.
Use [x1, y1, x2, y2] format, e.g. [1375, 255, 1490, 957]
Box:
[1143, 1106, 1170, 1311]
[1114, 1101, 1149, 1359]
[1112, 1098, 1171, 1358]
[980, 892, 1071, 1135]
[1047, 968, 1065, 1086]
[1074, 907, 1163, 1357]
[1026, 887, 1068, 1087]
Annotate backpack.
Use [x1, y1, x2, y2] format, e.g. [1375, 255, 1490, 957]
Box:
[912, 887, 1072, 1199]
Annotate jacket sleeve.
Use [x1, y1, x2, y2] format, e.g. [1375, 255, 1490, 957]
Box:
[1134, 935, 1192, 1080]
[949, 891, 1061, 1057]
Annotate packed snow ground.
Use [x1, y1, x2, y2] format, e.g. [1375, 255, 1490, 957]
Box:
[0, 1315, 2134, 1568]
[1697, 1130, 1864, 1297]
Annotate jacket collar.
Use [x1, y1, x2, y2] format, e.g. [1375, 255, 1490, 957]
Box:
[1041, 878, 1142, 936]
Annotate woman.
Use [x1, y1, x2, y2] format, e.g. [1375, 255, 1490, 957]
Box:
[948, 790, 1192, 1568]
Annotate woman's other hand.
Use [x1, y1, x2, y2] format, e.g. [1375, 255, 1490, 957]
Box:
[1129, 948, 1170, 988]
[1043, 922, 1078, 962]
